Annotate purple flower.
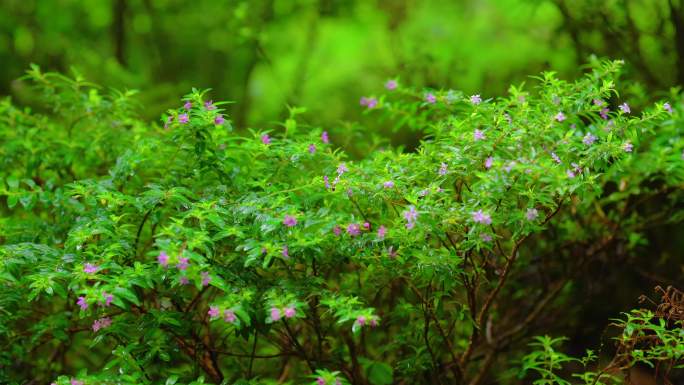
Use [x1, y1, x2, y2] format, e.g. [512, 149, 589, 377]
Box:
[472, 210, 492, 225]
[270, 307, 282, 322]
[261, 134, 271, 145]
[177, 257, 189, 271]
[385, 79, 398, 90]
[178, 113, 189, 124]
[363, 222, 371, 230]
[347, 223, 361, 236]
[333, 225, 342, 236]
[308, 143, 316, 154]
[485, 156, 493, 169]
[355, 315, 366, 326]
[480, 233, 492, 242]
[214, 114, 225, 125]
[208, 306, 220, 319]
[383, 180, 395, 189]
[525, 208, 539, 221]
[282, 245, 289, 259]
[555, 112, 566, 122]
[425, 93, 436, 104]
[283, 215, 297, 227]
[317, 377, 326, 385]
[337, 163, 348, 174]
[377, 225, 387, 239]
[284, 306, 296, 319]
[619, 103, 631, 114]
[204, 100, 216, 110]
[664, 102, 673, 114]
[403, 206, 418, 229]
[83, 263, 99, 274]
[551, 152, 561, 164]
[102, 292, 113, 307]
[158, 251, 169, 267]
[183, 101, 192, 110]
[224, 309, 237, 323]
[179, 276, 189, 285]
[388, 246, 398, 259]
[70, 379, 84, 385]
[566, 169, 576, 178]
[623, 141, 634, 152]
[360, 97, 378, 109]
[77, 296, 88, 310]
[600, 108, 609, 120]
[439, 162, 448, 176]
[593, 98, 604, 106]
[92, 319, 102, 332]
[370, 318, 378, 327]
[583, 133, 597, 146]
[201, 271, 211, 287]
[474, 129, 485, 141]
[321, 131, 330, 143]
[323, 175, 331, 190]
[470, 94, 482, 105]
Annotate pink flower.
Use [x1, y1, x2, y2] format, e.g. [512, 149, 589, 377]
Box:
[485, 156, 493, 169]
[470, 94, 482, 105]
[619, 103, 631, 114]
[472, 210, 492, 225]
[333, 225, 342, 236]
[214, 114, 225, 125]
[208, 306, 220, 318]
[551, 152, 561, 164]
[385, 79, 398, 90]
[360, 97, 378, 109]
[224, 309, 237, 323]
[370, 318, 378, 327]
[158, 251, 169, 267]
[92, 317, 112, 332]
[425, 93, 436, 104]
[183, 101, 192, 110]
[377, 225, 387, 239]
[308, 143, 316, 154]
[347, 223, 361, 236]
[664, 102, 673, 114]
[284, 306, 296, 319]
[355, 316, 366, 326]
[204, 100, 216, 110]
[178, 113, 189, 124]
[176, 257, 189, 271]
[179, 276, 189, 285]
[566, 169, 576, 178]
[600, 108, 609, 120]
[593, 98, 604, 106]
[102, 292, 113, 307]
[201, 271, 211, 287]
[270, 307, 282, 322]
[383, 180, 394, 189]
[83, 263, 99, 274]
[473, 129, 485, 141]
[403, 206, 418, 229]
[480, 233, 492, 242]
[623, 142, 633, 152]
[261, 134, 271, 145]
[321, 131, 330, 143]
[283, 215, 297, 227]
[282, 245, 289, 259]
[337, 163, 348, 174]
[555, 112, 566, 122]
[317, 377, 326, 385]
[363, 222, 371, 230]
[77, 296, 88, 310]
[92, 319, 101, 332]
[70, 379, 83, 385]
[525, 208, 538, 221]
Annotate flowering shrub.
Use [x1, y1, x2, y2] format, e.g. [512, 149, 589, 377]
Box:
[0, 62, 682, 384]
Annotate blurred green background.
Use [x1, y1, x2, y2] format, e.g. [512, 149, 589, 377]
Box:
[1, 0, 681, 132]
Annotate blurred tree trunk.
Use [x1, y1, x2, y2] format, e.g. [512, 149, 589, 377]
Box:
[112, 0, 127, 67]
[669, 0, 684, 86]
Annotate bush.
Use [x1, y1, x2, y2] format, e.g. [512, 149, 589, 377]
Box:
[0, 61, 682, 384]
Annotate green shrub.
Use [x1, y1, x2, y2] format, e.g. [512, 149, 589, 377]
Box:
[0, 61, 681, 384]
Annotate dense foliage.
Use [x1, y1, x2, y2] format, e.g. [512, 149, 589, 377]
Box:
[1, 61, 682, 384]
